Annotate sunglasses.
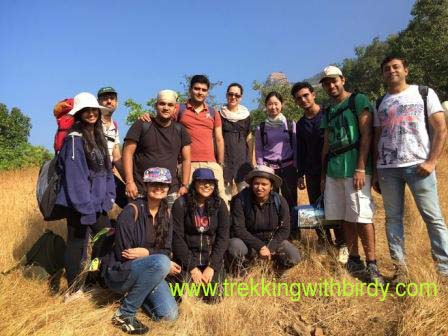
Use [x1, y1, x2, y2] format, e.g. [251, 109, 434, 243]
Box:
[227, 93, 242, 99]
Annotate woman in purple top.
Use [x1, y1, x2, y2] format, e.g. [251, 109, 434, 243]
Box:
[255, 92, 298, 237]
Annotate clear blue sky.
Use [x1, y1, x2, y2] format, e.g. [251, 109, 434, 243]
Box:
[0, 0, 415, 150]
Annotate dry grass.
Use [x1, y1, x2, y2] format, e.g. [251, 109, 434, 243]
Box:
[1, 148, 448, 336]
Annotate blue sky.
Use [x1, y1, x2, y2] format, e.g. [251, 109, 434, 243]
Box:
[0, 0, 415, 150]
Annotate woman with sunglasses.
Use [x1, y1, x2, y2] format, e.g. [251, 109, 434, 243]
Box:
[103, 167, 179, 334]
[219, 83, 252, 201]
[255, 91, 298, 239]
[171, 168, 230, 302]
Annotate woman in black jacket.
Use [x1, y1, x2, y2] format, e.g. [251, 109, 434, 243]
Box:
[171, 168, 230, 300]
[229, 165, 300, 270]
[104, 167, 180, 334]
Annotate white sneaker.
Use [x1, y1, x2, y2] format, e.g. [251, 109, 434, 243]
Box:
[337, 246, 349, 264]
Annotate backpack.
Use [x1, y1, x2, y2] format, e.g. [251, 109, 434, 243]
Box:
[376, 85, 430, 138]
[324, 92, 361, 158]
[36, 132, 81, 221]
[53, 98, 74, 153]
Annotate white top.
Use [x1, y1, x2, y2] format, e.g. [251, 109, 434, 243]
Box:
[373, 85, 443, 168]
[102, 119, 120, 163]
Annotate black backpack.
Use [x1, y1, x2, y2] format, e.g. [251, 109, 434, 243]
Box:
[376, 85, 430, 138]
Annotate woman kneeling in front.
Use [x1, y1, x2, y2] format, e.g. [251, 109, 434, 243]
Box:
[103, 167, 180, 335]
[228, 165, 300, 271]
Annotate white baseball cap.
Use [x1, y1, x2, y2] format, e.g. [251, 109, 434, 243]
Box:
[319, 65, 343, 83]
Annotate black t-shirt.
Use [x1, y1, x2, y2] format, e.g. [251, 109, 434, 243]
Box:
[125, 119, 191, 193]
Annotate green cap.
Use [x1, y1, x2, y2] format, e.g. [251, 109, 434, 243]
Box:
[97, 86, 117, 97]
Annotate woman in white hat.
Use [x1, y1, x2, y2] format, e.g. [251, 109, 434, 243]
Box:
[228, 165, 300, 271]
[103, 167, 179, 334]
[54, 92, 116, 295]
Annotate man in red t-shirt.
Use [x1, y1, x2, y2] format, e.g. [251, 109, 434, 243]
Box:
[180, 75, 227, 203]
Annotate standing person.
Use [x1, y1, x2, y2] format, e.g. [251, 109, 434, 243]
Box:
[229, 165, 300, 271]
[373, 55, 448, 284]
[171, 168, 229, 302]
[292, 82, 347, 260]
[123, 90, 191, 209]
[55, 92, 116, 294]
[255, 91, 298, 238]
[97, 86, 127, 208]
[219, 83, 252, 200]
[103, 167, 179, 334]
[320, 66, 383, 284]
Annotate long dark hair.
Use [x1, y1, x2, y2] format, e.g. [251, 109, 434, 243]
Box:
[71, 108, 110, 171]
[186, 180, 221, 216]
[152, 198, 170, 249]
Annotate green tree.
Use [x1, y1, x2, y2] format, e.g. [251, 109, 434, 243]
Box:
[388, 0, 448, 100]
[0, 103, 51, 170]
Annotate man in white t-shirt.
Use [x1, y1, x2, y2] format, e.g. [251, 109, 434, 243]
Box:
[373, 56, 448, 284]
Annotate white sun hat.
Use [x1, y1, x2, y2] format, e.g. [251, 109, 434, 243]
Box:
[69, 92, 110, 116]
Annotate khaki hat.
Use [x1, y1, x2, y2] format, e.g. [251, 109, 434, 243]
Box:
[69, 92, 110, 116]
[319, 65, 343, 83]
[157, 89, 178, 103]
[245, 165, 282, 189]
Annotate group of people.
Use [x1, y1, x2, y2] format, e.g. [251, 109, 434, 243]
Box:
[52, 55, 448, 334]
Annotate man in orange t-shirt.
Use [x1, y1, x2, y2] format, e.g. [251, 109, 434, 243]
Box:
[179, 75, 227, 204]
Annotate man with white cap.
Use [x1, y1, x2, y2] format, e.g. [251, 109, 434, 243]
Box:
[320, 65, 383, 284]
[122, 89, 191, 208]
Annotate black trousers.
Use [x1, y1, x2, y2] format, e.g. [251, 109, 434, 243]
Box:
[65, 211, 110, 289]
[274, 165, 298, 234]
[305, 174, 345, 246]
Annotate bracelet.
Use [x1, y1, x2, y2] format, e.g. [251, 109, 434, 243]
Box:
[125, 181, 135, 185]
[355, 169, 365, 173]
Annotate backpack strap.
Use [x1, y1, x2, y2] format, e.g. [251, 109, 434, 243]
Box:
[418, 85, 430, 138]
[177, 104, 187, 122]
[139, 121, 152, 144]
[113, 120, 118, 131]
[128, 203, 139, 222]
[375, 94, 386, 112]
[286, 120, 294, 148]
[260, 121, 267, 148]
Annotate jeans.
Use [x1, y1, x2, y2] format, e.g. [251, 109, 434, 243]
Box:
[378, 165, 448, 275]
[106, 254, 178, 320]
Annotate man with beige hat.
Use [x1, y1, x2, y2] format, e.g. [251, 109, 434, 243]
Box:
[320, 65, 384, 284]
[122, 89, 191, 208]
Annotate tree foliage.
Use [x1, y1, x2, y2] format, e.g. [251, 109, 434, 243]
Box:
[0, 104, 51, 170]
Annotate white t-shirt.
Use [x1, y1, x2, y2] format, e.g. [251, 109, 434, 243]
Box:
[102, 119, 120, 163]
[373, 85, 443, 168]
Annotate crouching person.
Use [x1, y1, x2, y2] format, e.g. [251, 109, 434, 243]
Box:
[103, 167, 179, 335]
[228, 165, 300, 272]
[171, 168, 230, 303]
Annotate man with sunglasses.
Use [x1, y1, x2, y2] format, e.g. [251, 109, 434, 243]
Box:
[123, 89, 191, 209]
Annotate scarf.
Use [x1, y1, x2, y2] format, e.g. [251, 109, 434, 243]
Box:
[265, 113, 287, 128]
[219, 104, 250, 122]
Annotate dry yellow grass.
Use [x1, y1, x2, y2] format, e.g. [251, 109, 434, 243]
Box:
[1, 148, 447, 336]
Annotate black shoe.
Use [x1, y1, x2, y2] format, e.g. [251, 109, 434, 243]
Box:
[112, 313, 149, 335]
[345, 257, 365, 277]
[365, 263, 385, 285]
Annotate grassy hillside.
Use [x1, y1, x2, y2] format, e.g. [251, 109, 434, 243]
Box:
[1, 148, 447, 336]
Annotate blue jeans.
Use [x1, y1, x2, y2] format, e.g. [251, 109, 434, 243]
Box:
[378, 165, 448, 275]
[106, 254, 178, 320]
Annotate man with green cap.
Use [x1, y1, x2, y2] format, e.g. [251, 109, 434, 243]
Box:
[98, 86, 127, 208]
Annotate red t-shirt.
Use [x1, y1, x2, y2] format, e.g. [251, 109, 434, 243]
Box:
[178, 101, 222, 162]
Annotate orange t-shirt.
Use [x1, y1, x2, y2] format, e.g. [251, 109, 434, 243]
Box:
[178, 102, 221, 162]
